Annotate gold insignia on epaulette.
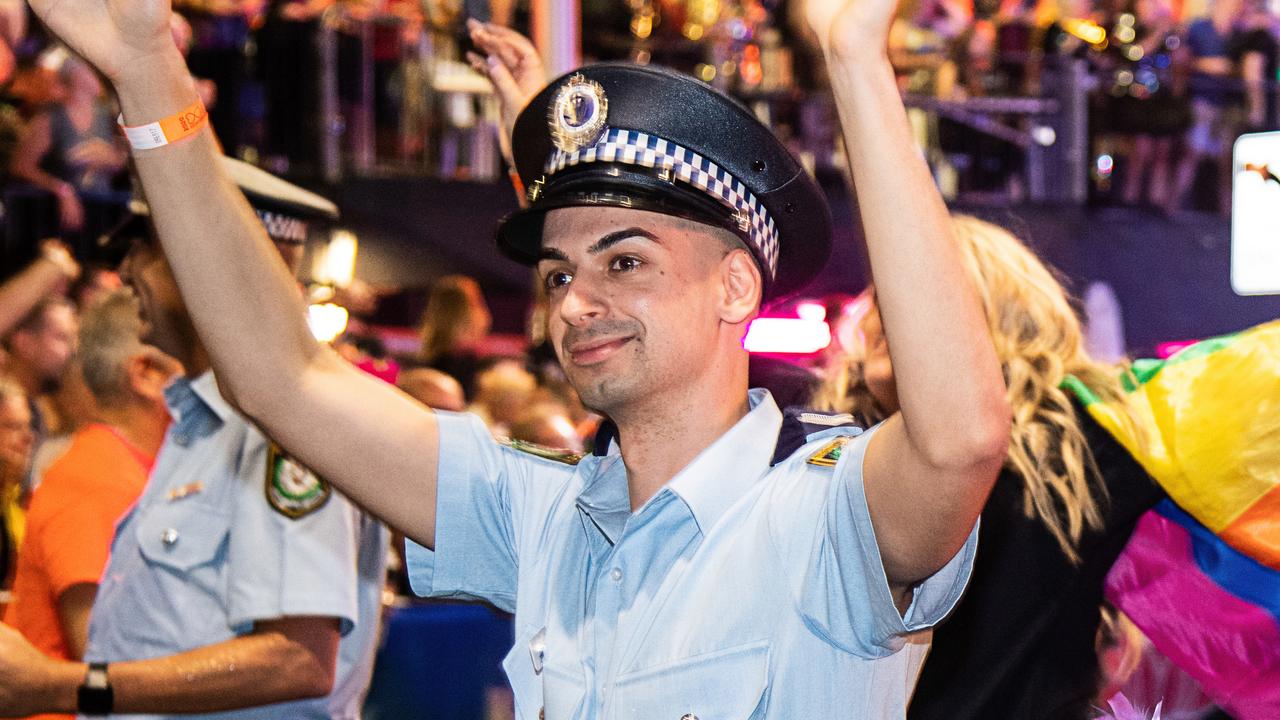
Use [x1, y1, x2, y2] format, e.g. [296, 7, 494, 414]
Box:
[266, 443, 332, 519]
[807, 437, 850, 468]
[499, 437, 583, 466]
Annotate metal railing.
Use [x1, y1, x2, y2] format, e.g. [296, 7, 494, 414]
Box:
[316, 9, 504, 183]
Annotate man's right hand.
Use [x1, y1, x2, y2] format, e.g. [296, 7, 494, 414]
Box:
[27, 0, 176, 87]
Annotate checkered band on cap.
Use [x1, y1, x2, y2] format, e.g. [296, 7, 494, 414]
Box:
[545, 128, 780, 280]
[257, 210, 309, 245]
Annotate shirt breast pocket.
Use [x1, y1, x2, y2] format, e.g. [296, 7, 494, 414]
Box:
[136, 502, 231, 574]
[503, 626, 587, 720]
[612, 641, 770, 720]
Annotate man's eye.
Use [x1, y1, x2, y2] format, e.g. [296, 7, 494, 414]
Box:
[610, 256, 642, 273]
[544, 270, 573, 290]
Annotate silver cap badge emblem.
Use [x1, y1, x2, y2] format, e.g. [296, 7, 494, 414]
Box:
[549, 74, 608, 153]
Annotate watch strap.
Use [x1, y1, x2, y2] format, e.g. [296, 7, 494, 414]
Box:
[77, 662, 114, 716]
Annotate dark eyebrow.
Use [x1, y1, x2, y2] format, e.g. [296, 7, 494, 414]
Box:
[538, 247, 570, 262]
[538, 227, 658, 263]
[589, 228, 658, 254]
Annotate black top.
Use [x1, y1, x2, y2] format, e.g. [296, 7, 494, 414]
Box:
[908, 403, 1166, 720]
[429, 350, 486, 403]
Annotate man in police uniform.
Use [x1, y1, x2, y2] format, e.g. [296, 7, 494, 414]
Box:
[0, 158, 387, 719]
[1, 0, 1010, 717]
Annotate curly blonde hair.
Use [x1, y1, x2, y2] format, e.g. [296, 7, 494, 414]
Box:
[818, 216, 1141, 563]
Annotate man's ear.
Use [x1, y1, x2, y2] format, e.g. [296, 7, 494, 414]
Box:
[128, 351, 180, 403]
[719, 248, 762, 325]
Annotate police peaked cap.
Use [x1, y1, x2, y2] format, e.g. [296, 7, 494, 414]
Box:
[221, 157, 339, 244]
[498, 63, 833, 302]
[97, 157, 339, 265]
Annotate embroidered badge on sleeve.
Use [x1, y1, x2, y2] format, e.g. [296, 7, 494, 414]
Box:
[266, 443, 332, 518]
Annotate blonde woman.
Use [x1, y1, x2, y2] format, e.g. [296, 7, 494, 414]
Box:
[416, 274, 493, 399]
[817, 216, 1164, 720]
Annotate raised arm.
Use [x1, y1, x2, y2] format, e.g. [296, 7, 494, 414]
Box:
[27, 0, 441, 547]
[808, 0, 1010, 591]
[0, 241, 79, 338]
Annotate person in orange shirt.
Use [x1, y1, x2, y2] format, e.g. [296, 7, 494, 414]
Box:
[3, 288, 179, 714]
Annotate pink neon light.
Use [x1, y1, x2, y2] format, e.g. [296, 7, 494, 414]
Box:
[743, 317, 832, 354]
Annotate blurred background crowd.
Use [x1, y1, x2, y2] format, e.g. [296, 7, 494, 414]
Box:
[1, 0, 1279, 717]
[0, 0, 1269, 250]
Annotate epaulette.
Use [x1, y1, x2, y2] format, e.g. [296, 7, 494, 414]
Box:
[771, 407, 862, 466]
[499, 437, 583, 465]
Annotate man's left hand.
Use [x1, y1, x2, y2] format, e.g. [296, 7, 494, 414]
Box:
[465, 20, 546, 145]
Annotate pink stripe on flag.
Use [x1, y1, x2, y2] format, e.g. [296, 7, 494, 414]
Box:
[1106, 511, 1280, 720]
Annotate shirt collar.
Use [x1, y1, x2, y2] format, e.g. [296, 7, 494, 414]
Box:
[187, 372, 235, 421]
[666, 388, 782, 534]
[574, 455, 631, 545]
[163, 371, 235, 443]
[576, 389, 783, 541]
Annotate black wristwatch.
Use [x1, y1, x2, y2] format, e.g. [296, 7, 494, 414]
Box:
[77, 662, 113, 716]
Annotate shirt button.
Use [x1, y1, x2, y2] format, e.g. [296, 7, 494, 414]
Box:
[610, 567, 623, 582]
[538, 709, 545, 720]
[161, 528, 180, 546]
[681, 715, 699, 720]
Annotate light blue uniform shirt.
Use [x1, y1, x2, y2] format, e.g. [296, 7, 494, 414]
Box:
[86, 372, 389, 720]
[408, 389, 977, 719]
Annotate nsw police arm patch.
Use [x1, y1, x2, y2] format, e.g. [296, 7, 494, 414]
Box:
[806, 436, 850, 468]
[266, 443, 332, 519]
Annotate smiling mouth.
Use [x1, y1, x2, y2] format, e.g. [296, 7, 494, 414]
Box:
[567, 336, 634, 366]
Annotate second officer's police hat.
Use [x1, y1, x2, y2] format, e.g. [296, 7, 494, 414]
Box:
[498, 63, 833, 302]
[96, 157, 339, 266]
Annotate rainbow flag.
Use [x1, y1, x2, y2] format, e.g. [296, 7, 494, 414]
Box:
[1065, 319, 1280, 719]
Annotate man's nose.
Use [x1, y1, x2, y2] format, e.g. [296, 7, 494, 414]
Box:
[558, 275, 607, 325]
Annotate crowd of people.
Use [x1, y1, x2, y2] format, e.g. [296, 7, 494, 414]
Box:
[0, 0, 1274, 718]
[0, 0, 1269, 251]
[889, 0, 1280, 212]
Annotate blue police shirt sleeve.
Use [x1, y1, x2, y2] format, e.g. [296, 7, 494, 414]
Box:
[796, 423, 978, 658]
[225, 428, 362, 635]
[405, 410, 576, 613]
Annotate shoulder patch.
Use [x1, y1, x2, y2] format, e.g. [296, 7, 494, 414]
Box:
[499, 437, 583, 465]
[773, 406, 863, 466]
[806, 436, 851, 467]
[266, 443, 332, 519]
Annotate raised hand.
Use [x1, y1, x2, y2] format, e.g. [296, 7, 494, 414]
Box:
[805, 0, 899, 56]
[465, 20, 546, 144]
[27, 0, 176, 85]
